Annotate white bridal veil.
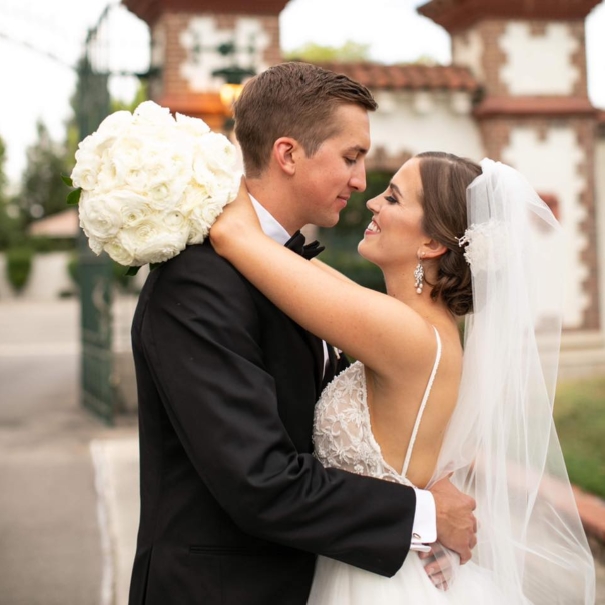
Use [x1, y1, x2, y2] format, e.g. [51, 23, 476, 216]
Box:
[429, 158, 595, 603]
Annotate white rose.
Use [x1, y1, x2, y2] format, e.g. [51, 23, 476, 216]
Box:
[71, 148, 102, 190]
[104, 134, 146, 190]
[95, 151, 119, 193]
[189, 162, 221, 199]
[76, 111, 133, 164]
[179, 183, 210, 215]
[104, 238, 136, 266]
[199, 198, 226, 224]
[79, 192, 123, 241]
[127, 218, 189, 265]
[186, 197, 225, 244]
[176, 112, 210, 137]
[107, 132, 192, 206]
[195, 132, 238, 175]
[95, 110, 133, 139]
[187, 224, 209, 245]
[164, 210, 190, 236]
[133, 101, 175, 128]
[87, 235, 104, 256]
[119, 192, 154, 228]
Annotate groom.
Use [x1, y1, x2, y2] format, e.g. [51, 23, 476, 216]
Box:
[128, 62, 476, 605]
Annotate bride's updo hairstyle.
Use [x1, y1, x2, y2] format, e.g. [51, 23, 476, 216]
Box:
[415, 151, 482, 316]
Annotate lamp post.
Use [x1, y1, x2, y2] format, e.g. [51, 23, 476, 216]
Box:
[213, 66, 255, 134]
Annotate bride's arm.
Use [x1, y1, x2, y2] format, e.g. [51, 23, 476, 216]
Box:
[310, 259, 356, 284]
[211, 187, 432, 375]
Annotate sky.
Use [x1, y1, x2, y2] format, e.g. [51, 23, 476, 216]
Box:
[0, 0, 604, 187]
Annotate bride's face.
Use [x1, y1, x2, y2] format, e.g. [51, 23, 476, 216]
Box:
[358, 158, 426, 269]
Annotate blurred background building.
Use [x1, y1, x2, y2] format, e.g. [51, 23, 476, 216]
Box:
[120, 0, 605, 380]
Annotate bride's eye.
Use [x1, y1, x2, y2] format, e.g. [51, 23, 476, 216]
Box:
[385, 195, 398, 204]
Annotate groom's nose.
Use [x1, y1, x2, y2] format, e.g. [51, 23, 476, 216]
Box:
[350, 161, 367, 192]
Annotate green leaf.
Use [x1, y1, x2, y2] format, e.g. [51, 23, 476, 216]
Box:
[61, 174, 74, 187]
[125, 266, 141, 276]
[66, 188, 82, 206]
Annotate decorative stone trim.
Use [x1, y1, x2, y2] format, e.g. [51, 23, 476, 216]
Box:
[576, 120, 600, 330]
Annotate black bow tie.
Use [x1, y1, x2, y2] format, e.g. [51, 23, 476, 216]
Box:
[284, 231, 325, 260]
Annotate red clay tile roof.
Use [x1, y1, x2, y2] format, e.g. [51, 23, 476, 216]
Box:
[313, 62, 481, 92]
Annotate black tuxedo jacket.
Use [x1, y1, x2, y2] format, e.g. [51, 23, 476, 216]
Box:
[128, 242, 416, 605]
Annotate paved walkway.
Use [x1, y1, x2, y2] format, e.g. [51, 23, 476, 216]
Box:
[0, 300, 137, 605]
[1, 300, 604, 604]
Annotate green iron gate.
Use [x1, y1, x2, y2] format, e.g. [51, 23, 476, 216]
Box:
[76, 11, 116, 424]
[75, 4, 154, 423]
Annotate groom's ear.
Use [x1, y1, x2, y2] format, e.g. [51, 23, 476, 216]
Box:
[273, 137, 299, 176]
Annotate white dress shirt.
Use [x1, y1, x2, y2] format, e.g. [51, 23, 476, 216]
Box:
[250, 196, 437, 552]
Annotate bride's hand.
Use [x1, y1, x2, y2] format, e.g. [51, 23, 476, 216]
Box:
[210, 178, 261, 254]
[419, 542, 459, 591]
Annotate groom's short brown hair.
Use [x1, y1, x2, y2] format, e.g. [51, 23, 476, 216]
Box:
[233, 62, 377, 177]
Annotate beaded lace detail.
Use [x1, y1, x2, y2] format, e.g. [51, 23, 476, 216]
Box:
[313, 328, 442, 487]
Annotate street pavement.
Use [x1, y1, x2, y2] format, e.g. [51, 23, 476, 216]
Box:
[0, 300, 138, 605]
[1, 299, 604, 604]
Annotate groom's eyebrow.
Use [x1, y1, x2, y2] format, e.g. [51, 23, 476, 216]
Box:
[346, 145, 368, 155]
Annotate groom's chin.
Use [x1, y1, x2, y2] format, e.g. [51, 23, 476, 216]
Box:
[318, 213, 343, 229]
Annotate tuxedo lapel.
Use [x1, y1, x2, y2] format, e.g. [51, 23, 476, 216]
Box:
[299, 328, 325, 399]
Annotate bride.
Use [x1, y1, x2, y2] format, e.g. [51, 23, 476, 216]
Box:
[210, 151, 595, 603]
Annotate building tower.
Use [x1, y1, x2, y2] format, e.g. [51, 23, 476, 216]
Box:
[122, 0, 288, 131]
[420, 0, 602, 343]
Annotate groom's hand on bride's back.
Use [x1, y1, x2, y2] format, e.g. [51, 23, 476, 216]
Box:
[429, 476, 477, 564]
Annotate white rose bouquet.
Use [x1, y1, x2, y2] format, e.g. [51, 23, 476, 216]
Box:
[66, 101, 241, 273]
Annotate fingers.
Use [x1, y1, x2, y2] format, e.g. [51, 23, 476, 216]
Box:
[459, 547, 472, 565]
[423, 556, 454, 591]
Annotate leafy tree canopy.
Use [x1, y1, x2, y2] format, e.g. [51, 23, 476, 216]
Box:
[18, 121, 70, 223]
[0, 134, 26, 249]
[284, 40, 371, 63]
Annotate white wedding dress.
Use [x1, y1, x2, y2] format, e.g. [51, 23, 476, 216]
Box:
[308, 330, 508, 605]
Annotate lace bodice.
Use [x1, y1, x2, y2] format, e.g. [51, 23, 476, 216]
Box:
[313, 328, 442, 487]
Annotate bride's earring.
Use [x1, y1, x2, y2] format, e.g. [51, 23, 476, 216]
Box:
[414, 254, 425, 294]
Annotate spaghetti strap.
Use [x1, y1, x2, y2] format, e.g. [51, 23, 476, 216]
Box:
[401, 327, 442, 478]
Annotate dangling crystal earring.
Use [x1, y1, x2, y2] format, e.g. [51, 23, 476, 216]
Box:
[414, 257, 424, 294]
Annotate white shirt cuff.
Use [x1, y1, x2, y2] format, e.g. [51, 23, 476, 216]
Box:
[410, 488, 436, 552]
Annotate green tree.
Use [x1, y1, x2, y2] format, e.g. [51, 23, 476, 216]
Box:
[17, 121, 70, 223]
[284, 40, 371, 63]
[0, 135, 24, 249]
